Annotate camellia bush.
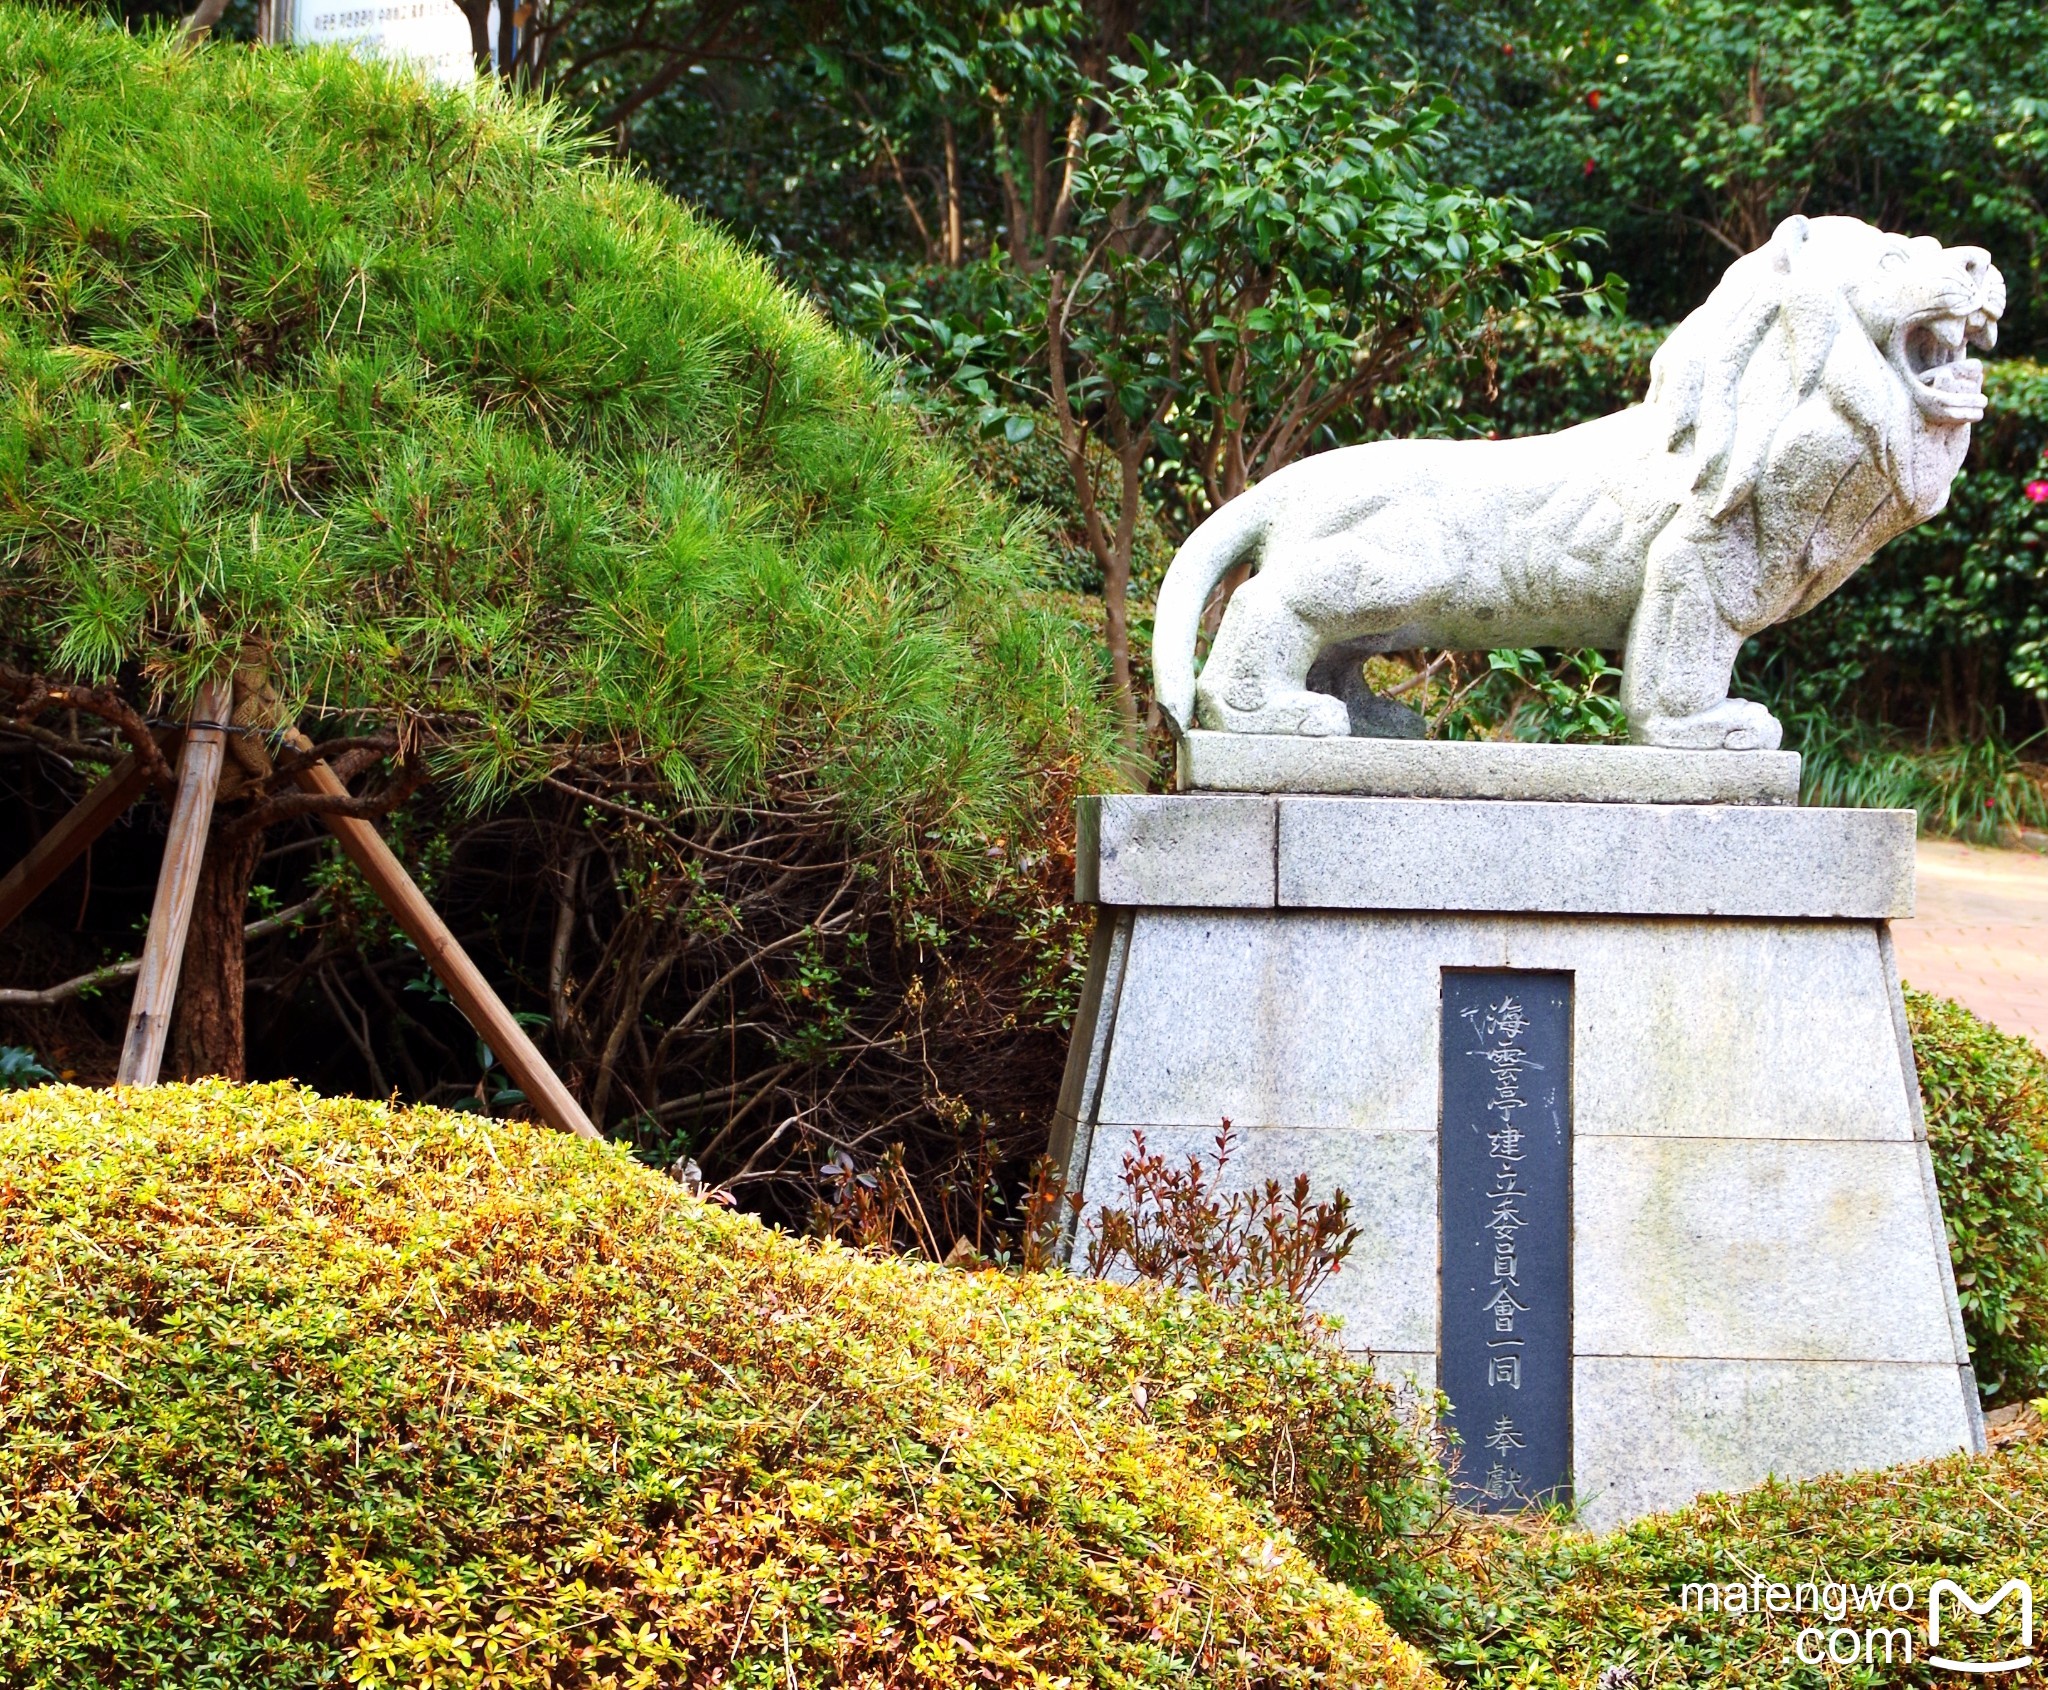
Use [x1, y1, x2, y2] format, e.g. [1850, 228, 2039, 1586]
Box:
[840, 36, 1616, 744]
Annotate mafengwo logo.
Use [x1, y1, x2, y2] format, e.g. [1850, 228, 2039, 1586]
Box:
[1929, 1579, 2033, 1675]
[1676, 1574, 2035, 1673]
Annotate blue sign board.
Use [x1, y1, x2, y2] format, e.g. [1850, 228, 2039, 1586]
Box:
[1440, 970, 1573, 1510]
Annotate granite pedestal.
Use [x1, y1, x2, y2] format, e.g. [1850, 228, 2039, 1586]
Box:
[1052, 742, 1984, 1530]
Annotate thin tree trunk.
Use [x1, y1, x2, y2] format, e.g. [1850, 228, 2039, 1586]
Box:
[179, 0, 230, 41]
[1104, 439, 1145, 749]
[991, 108, 1029, 268]
[169, 818, 265, 1080]
[1198, 406, 1255, 644]
[1047, 104, 1086, 238]
[1026, 106, 1050, 239]
[858, 96, 936, 259]
[942, 117, 964, 267]
[1200, 561, 1253, 646]
[452, 0, 493, 73]
[1043, 271, 1138, 753]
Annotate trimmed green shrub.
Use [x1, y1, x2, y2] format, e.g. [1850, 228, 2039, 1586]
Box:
[0, 1080, 1441, 1688]
[0, 7, 1118, 1193]
[1422, 1442, 2048, 1686]
[1908, 989, 2048, 1403]
[0, 6, 1112, 857]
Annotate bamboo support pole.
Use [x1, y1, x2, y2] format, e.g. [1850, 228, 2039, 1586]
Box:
[117, 680, 230, 1085]
[291, 756, 602, 1142]
[0, 754, 153, 939]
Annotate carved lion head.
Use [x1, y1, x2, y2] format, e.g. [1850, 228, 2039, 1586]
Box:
[1645, 215, 2004, 525]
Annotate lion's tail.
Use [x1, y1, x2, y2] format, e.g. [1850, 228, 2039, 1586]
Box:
[1151, 488, 1271, 736]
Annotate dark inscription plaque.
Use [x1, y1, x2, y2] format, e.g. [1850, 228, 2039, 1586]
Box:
[1440, 970, 1572, 1511]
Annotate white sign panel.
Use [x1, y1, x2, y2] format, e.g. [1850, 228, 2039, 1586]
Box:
[287, 0, 477, 87]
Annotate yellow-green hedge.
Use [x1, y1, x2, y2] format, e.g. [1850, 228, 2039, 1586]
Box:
[1909, 989, 2048, 1402]
[0, 1081, 1438, 1688]
[1421, 1440, 2048, 1685]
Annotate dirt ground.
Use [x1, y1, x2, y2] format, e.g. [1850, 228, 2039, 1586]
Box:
[1894, 838, 2048, 1052]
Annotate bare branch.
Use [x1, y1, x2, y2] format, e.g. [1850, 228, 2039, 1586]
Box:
[655, 863, 858, 1049]
[1, 670, 177, 798]
[224, 763, 429, 841]
[0, 895, 322, 1009]
[0, 721, 122, 767]
[317, 960, 391, 1097]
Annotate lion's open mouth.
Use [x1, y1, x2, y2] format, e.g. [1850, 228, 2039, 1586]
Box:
[1898, 311, 1986, 421]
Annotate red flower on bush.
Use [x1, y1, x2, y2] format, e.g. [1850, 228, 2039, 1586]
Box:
[1583, 157, 1598, 175]
[2026, 480, 2048, 504]
[1587, 89, 1603, 110]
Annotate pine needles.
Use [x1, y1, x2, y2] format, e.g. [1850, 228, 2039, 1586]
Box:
[0, 7, 1115, 874]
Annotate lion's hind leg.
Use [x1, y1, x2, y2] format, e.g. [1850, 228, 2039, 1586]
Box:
[1196, 544, 1425, 733]
[1193, 566, 1352, 737]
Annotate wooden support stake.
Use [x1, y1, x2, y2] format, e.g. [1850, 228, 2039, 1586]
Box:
[0, 754, 153, 939]
[117, 680, 230, 1086]
[293, 757, 602, 1142]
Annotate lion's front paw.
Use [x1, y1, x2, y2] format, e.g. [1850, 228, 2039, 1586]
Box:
[1633, 699, 1784, 752]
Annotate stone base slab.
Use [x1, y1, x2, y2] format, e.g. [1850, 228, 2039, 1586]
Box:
[1177, 730, 1802, 805]
[1078, 792, 1916, 918]
[1053, 887, 1982, 1529]
[1571, 1357, 1978, 1529]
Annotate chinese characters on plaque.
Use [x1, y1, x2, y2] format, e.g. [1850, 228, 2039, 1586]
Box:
[1440, 971, 1572, 1510]
[288, 0, 476, 85]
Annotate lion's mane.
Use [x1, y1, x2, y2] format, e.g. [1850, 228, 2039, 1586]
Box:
[1642, 215, 1920, 525]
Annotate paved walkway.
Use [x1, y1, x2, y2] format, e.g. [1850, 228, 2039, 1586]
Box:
[1894, 839, 2048, 1050]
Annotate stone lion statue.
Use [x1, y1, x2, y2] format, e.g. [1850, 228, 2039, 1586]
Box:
[1152, 216, 2003, 750]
